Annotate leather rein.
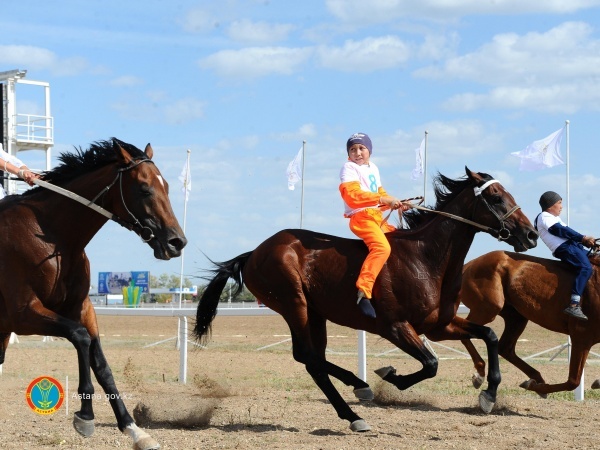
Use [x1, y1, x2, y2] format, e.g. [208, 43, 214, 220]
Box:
[388, 179, 521, 241]
[31, 158, 156, 242]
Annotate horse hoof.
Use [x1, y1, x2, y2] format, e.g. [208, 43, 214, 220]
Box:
[471, 373, 484, 389]
[519, 379, 547, 398]
[519, 378, 534, 390]
[134, 436, 161, 450]
[73, 412, 95, 437]
[353, 387, 374, 401]
[374, 366, 395, 379]
[478, 391, 495, 414]
[350, 419, 372, 432]
[592, 379, 600, 389]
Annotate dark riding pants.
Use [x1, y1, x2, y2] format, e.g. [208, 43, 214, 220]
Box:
[554, 242, 593, 297]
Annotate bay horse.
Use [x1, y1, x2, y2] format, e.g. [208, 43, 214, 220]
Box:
[458, 250, 600, 397]
[194, 167, 538, 432]
[0, 139, 186, 450]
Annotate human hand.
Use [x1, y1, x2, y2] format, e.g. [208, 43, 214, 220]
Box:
[18, 168, 40, 186]
[582, 235, 597, 248]
[379, 196, 409, 211]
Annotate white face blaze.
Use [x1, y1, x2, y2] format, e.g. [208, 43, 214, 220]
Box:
[157, 174, 165, 189]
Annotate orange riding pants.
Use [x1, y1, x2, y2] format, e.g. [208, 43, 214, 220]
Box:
[349, 208, 395, 299]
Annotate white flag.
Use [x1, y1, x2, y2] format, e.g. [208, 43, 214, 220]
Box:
[286, 147, 303, 190]
[411, 138, 425, 181]
[178, 156, 191, 202]
[511, 127, 565, 171]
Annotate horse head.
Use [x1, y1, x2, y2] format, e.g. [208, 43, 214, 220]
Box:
[111, 138, 187, 260]
[465, 167, 537, 252]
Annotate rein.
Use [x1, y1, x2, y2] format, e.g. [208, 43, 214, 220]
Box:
[31, 158, 156, 242]
[389, 179, 521, 241]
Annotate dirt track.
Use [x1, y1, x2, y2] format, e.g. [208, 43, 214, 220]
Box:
[0, 313, 599, 449]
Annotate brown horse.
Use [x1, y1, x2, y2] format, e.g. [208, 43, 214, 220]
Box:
[0, 139, 186, 450]
[459, 250, 600, 398]
[194, 167, 538, 432]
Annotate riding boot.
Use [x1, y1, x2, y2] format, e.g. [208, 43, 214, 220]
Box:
[563, 300, 588, 321]
[357, 291, 376, 319]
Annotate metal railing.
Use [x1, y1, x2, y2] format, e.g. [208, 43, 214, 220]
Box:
[14, 113, 54, 144]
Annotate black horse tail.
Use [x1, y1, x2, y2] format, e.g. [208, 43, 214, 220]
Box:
[194, 251, 253, 344]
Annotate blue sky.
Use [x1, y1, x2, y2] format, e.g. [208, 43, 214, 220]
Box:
[3, 1, 600, 290]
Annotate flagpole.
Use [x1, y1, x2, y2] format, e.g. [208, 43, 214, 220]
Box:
[178, 149, 191, 309]
[300, 140, 306, 229]
[565, 120, 570, 226]
[565, 119, 583, 401]
[423, 131, 428, 204]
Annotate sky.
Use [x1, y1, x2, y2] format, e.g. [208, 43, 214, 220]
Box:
[3, 1, 600, 291]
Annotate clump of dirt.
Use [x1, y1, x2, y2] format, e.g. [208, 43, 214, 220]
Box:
[133, 396, 219, 428]
[192, 373, 231, 398]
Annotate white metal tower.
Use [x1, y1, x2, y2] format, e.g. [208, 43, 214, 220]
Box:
[0, 69, 53, 195]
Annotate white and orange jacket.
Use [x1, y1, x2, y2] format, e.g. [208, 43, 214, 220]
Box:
[339, 160, 390, 218]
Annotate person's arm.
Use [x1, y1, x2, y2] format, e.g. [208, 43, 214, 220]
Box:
[0, 148, 40, 186]
[547, 223, 585, 242]
[339, 181, 380, 209]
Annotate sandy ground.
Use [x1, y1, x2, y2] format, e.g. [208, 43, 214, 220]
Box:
[0, 313, 599, 449]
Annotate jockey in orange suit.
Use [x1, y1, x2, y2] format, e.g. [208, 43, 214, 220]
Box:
[339, 133, 408, 319]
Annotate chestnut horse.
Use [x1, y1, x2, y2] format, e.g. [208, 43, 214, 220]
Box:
[459, 250, 600, 397]
[194, 168, 537, 432]
[0, 139, 186, 450]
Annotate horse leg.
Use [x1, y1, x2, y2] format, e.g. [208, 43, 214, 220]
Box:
[375, 321, 438, 391]
[461, 338, 486, 389]
[287, 320, 370, 432]
[460, 309, 502, 389]
[523, 341, 590, 397]
[307, 311, 373, 401]
[11, 303, 96, 435]
[0, 333, 10, 365]
[81, 303, 159, 450]
[425, 316, 500, 414]
[494, 307, 547, 397]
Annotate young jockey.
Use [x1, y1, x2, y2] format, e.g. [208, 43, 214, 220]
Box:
[339, 133, 408, 319]
[535, 191, 596, 320]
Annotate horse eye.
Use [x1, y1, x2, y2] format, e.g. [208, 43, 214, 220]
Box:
[491, 195, 503, 205]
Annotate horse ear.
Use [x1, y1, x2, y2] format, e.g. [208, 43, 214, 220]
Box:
[144, 143, 154, 159]
[465, 166, 483, 183]
[114, 140, 134, 164]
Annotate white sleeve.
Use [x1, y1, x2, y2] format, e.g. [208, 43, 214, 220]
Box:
[0, 145, 24, 169]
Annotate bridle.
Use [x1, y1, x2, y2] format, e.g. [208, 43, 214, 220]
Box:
[33, 158, 156, 242]
[394, 179, 521, 241]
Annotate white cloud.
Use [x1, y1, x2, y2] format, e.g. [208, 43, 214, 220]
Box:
[417, 22, 600, 85]
[227, 19, 294, 44]
[164, 98, 206, 125]
[110, 75, 144, 87]
[443, 83, 600, 113]
[416, 22, 600, 113]
[326, 0, 600, 23]
[317, 36, 410, 71]
[181, 8, 219, 33]
[112, 95, 206, 125]
[199, 46, 313, 79]
[0, 45, 88, 76]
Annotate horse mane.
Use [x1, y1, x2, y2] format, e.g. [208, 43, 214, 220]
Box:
[401, 171, 494, 230]
[23, 138, 145, 195]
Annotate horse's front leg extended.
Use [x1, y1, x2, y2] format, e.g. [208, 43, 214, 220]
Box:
[375, 322, 438, 391]
[89, 338, 160, 450]
[425, 316, 500, 414]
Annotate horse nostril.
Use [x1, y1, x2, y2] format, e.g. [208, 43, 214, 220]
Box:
[170, 237, 187, 251]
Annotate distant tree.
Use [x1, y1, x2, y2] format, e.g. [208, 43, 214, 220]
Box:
[148, 273, 194, 303]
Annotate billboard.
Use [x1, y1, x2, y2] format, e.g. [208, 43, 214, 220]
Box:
[97, 271, 150, 307]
